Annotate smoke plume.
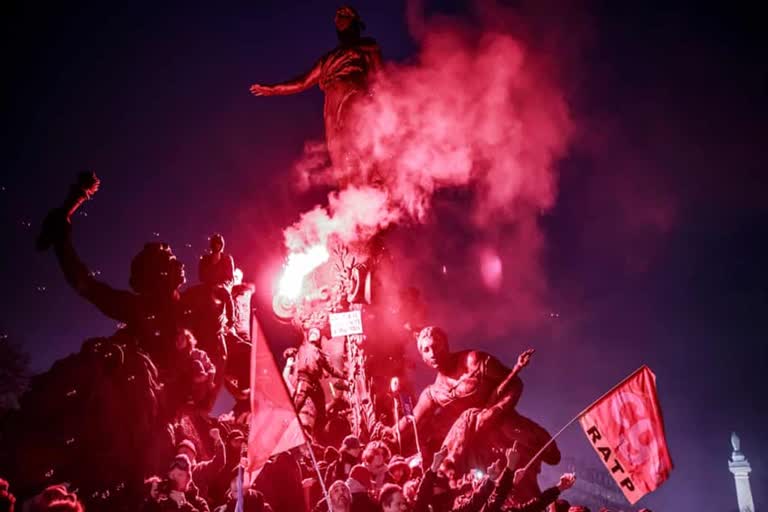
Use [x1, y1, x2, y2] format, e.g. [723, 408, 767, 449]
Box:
[285, 4, 575, 337]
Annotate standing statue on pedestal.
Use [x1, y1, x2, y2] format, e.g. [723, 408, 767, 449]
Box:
[250, 5, 382, 182]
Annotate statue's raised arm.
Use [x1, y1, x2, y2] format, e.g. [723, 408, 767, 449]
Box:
[37, 173, 138, 323]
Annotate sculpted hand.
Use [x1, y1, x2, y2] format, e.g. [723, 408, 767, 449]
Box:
[36, 172, 100, 251]
[249, 83, 272, 96]
[515, 348, 535, 371]
[76, 171, 101, 199]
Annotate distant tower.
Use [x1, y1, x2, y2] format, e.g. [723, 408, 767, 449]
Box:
[729, 432, 756, 512]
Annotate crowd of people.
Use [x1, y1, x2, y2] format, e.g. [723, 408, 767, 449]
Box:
[0, 433, 579, 512]
[0, 174, 652, 512]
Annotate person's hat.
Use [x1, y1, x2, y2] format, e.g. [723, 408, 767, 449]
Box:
[388, 456, 410, 475]
[348, 465, 372, 489]
[228, 429, 246, 443]
[324, 446, 339, 463]
[170, 454, 192, 473]
[177, 439, 197, 457]
[341, 435, 361, 451]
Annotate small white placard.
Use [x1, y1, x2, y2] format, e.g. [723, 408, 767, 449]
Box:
[329, 310, 363, 337]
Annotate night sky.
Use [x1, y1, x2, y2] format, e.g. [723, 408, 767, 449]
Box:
[2, 1, 767, 510]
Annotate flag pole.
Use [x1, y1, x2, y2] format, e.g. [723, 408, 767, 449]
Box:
[235, 453, 245, 512]
[408, 415, 424, 470]
[521, 365, 647, 473]
[303, 435, 333, 512]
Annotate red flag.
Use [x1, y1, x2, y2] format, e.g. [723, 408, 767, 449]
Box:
[247, 318, 305, 471]
[578, 366, 673, 504]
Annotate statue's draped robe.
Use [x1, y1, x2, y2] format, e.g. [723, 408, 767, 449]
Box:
[317, 37, 381, 181]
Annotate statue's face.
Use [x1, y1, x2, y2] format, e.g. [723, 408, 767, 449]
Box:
[131, 244, 186, 295]
[335, 13, 353, 32]
[169, 256, 186, 290]
[418, 333, 448, 370]
[335, 7, 359, 32]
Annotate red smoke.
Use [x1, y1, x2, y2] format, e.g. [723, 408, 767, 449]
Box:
[285, 5, 574, 338]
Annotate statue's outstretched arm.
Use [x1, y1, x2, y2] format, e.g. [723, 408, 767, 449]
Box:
[486, 352, 523, 407]
[249, 58, 322, 96]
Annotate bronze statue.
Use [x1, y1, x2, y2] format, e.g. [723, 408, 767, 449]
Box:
[4, 173, 196, 504]
[250, 5, 382, 182]
[388, 326, 560, 501]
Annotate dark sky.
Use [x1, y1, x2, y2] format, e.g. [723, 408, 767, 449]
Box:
[2, 1, 767, 510]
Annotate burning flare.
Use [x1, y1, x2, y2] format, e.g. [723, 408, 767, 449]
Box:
[277, 244, 330, 300]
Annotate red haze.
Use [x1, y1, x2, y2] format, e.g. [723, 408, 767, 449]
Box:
[286, 6, 574, 339]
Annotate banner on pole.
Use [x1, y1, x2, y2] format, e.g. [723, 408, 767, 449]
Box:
[247, 316, 305, 470]
[578, 366, 673, 504]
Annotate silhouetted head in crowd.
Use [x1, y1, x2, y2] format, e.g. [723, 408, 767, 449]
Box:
[169, 454, 193, 492]
[28, 485, 83, 512]
[175, 328, 198, 354]
[439, 457, 457, 482]
[0, 477, 15, 512]
[228, 429, 246, 452]
[362, 440, 390, 473]
[209, 234, 225, 254]
[176, 439, 198, 465]
[347, 465, 372, 491]
[340, 435, 362, 459]
[324, 446, 339, 464]
[143, 475, 162, 501]
[380, 483, 407, 512]
[328, 480, 352, 512]
[388, 456, 410, 485]
[548, 499, 571, 512]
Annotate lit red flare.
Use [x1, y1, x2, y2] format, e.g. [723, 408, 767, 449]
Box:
[276, 244, 330, 300]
